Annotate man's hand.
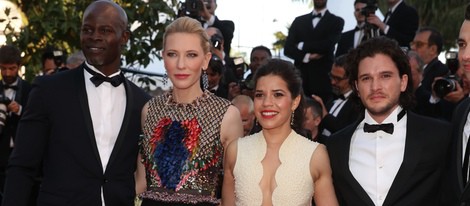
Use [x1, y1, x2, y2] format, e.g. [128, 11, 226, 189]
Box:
[7, 100, 20, 114]
[309, 53, 323, 60]
[198, 0, 212, 21]
[228, 82, 241, 100]
[366, 14, 386, 31]
[443, 82, 466, 103]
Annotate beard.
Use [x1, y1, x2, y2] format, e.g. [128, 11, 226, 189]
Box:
[314, 0, 327, 10]
[332, 86, 341, 96]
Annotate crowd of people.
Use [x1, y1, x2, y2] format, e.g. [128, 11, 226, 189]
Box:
[1, 0, 470, 205]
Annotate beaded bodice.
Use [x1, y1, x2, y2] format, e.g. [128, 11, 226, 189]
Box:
[140, 90, 230, 203]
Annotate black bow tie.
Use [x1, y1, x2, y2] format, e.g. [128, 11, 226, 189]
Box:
[363, 110, 406, 135]
[364, 123, 394, 134]
[3, 85, 18, 90]
[84, 66, 124, 87]
[312, 13, 322, 19]
[334, 94, 345, 100]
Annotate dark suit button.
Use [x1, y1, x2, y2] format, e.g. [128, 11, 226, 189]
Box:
[103, 178, 108, 184]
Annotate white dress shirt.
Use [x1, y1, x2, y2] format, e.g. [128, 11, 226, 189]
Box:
[84, 62, 126, 206]
[350, 106, 407, 206]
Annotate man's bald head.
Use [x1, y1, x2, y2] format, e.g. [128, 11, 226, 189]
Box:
[83, 0, 128, 31]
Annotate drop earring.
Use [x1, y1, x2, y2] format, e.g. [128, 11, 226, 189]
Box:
[290, 111, 295, 126]
[202, 68, 208, 90]
[162, 72, 168, 86]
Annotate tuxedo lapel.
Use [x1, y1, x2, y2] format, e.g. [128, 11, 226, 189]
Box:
[106, 78, 134, 171]
[382, 112, 424, 206]
[314, 10, 330, 31]
[13, 78, 23, 103]
[340, 121, 376, 206]
[77, 66, 104, 172]
[460, 101, 470, 192]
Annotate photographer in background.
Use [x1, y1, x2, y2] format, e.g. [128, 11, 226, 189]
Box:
[199, 0, 234, 57]
[41, 47, 68, 75]
[179, 0, 234, 57]
[0, 45, 32, 200]
[412, 53, 469, 122]
[366, 0, 418, 49]
[336, 0, 368, 57]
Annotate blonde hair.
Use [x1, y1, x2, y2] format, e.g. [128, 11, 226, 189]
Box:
[162, 17, 211, 54]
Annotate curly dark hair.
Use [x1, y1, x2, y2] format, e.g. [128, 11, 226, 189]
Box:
[346, 36, 415, 110]
[0, 45, 21, 65]
[253, 59, 307, 136]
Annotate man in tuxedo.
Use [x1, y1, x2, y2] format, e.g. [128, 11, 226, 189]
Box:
[411, 27, 449, 92]
[327, 37, 452, 206]
[441, 4, 470, 205]
[367, 0, 418, 49]
[284, 0, 344, 101]
[0, 45, 32, 201]
[312, 55, 359, 143]
[335, 0, 367, 57]
[2, 1, 151, 205]
[199, 0, 234, 57]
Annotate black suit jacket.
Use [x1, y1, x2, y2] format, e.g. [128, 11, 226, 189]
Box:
[327, 111, 452, 206]
[320, 97, 360, 139]
[383, 1, 419, 48]
[284, 10, 344, 99]
[441, 98, 470, 205]
[0, 78, 31, 195]
[335, 28, 355, 57]
[2, 66, 151, 206]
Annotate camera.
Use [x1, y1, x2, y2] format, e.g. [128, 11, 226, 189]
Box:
[433, 75, 461, 98]
[446, 51, 459, 74]
[178, 0, 211, 19]
[360, 0, 378, 17]
[0, 94, 11, 134]
[211, 34, 223, 50]
[237, 79, 254, 91]
[359, 0, 379, 41]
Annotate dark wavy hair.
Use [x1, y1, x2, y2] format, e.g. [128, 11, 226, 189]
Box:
[346, 36, 415, 110]
[253, 59, 307, 136]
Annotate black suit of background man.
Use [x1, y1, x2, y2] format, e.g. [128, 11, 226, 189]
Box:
[284, 2, 344, 101]
[0, 45, 32, 203]
[335, 0, 368, 57]
[369, 0, 419, 49]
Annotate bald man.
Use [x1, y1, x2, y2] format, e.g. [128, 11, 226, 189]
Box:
[2, 1, 151, 205]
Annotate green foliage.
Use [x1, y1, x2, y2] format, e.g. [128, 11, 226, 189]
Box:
[2, 0, 177, 81]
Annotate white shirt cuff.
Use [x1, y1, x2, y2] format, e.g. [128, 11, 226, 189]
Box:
[303, 53, 310, 63]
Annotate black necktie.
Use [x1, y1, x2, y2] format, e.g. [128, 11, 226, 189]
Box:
[84, 66, 124, 87]
[463, 136, 470, 185]
[363, 109, 406, 134]
[3, 85, 18, 90]
[312, 13, 322, 19]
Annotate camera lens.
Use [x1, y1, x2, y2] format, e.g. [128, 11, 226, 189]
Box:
[433, 78, 456, 98]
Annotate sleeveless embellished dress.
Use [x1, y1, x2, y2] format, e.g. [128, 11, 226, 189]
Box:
[139, 90, 230, 205]
[234, 131, 319, 206]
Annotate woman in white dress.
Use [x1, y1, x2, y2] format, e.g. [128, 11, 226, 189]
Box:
[222, 59, 338, 206]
